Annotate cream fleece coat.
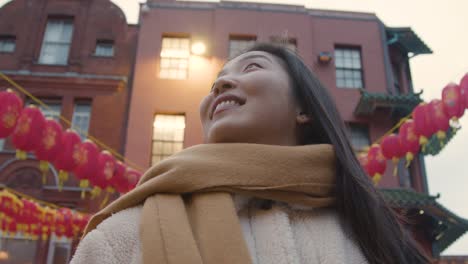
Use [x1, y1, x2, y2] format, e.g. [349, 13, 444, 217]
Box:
[71, 196, 368, 264]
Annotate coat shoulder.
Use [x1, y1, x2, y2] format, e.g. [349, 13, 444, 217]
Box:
[71, 206, 143, 264]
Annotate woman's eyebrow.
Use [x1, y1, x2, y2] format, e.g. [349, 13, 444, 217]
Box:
[216, 54, 272, 78]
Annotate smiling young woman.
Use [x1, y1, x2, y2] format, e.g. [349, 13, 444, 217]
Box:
[70, 43, 430, 264]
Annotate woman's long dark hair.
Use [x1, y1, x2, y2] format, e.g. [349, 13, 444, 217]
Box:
[245, 43, 430, 264]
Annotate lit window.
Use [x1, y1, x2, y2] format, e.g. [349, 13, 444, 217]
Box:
[228, 36, 256, 59]
[72, 103, 91, 140]
[39, 18, 74, 65]
[151, 114, 185, 165]
[335, 47, 363, 89]
[348, 123, 370, 152]
[159, 37, 190, 80]
[95, 40, 114, 57]
[0, 35, 15, 53]
[270, 36, 296, 52]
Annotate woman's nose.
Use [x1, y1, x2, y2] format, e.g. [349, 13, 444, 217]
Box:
[212, 77, 236, 96]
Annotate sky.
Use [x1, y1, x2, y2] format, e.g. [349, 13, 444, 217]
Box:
[1, 0, 467, 255]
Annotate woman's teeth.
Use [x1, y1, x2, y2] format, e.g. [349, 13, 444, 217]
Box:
[214, 100, 240, 113]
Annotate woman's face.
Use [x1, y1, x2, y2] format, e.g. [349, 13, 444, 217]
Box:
[199, 51, 302, 145]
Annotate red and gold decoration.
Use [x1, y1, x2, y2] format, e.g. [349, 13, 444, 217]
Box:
[0, 90, 23, 138]
[355, 74, 467, 185]
[11, 105, 46, 160]
[366, 144, 387, 184]
[35, 119, 63, 184]
[428, 99, 450, 146]
[380, 134, 403, 176]
[0, 188, 90, 241]
[442, 82, 464, 124]
[73, 140, 100, 199]
[53, 130, 82, 190]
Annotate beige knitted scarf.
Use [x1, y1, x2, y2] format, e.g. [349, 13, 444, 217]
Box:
[83, 143, 337, 264]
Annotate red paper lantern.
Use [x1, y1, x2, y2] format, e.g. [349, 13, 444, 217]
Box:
[412, 103, 436, 151]
[54, 130, 81, 190]
[73, 140, 99, 199]
[428, 99, 450, 145]
[35, 119, 63, 184]
[366, 144, 386, 185]
[460, 73, 468, 109]
[92, 151, 117, 207]
[72, 213, 89, 238]
[398, 120, 420, 167]
[380, 134, 403, 176]
[0, 89, 23, 138]
[11, 105, 46, 160]
[442, 82, 464, 123]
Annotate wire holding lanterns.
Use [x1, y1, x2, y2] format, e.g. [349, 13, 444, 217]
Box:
[358, 73, 467, 185]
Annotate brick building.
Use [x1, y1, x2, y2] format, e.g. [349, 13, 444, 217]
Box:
[125, 0, 467, 260]
[0, 0, 137, 262]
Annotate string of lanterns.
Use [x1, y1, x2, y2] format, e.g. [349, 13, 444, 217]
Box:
[359, 74, 468, 184]
[0, 89, 142, 200]
[0, 187, 90, 241]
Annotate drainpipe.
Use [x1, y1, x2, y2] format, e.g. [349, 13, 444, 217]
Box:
[378, 22, 396, 95]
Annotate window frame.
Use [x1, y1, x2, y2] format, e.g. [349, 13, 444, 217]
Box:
[228, 35, 257, 59]
[38, 17, 74, 65]
[71, 101, 92, 140]
[94, 39, 115, 57]
[334, 46, 365, 89]
[150, 113, 186, 166]
[159, 36, 190, 80]
[347, 123, 371, 153]
[0, 35, 16, 53]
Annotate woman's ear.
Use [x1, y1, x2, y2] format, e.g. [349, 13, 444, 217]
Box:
[296, 112, 311, 124]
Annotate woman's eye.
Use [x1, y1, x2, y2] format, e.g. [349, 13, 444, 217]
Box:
[244, 63, 261, 71]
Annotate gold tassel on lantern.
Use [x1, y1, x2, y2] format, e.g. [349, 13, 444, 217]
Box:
[405, 152, 414, 168]
[79, 179, 89, 199]
[90, 186, 102, 199]
[39, 161, 49, 185]
[57, 170, 69, 191]
[392, 157, 399, 177]
[100, 187, 115, 209]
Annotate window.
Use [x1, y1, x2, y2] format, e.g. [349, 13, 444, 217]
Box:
[0, 235, 37, 263]
[151, 114, 185, 165]
[72, 103, 91, 140]
[334, 47, 364, 89]
[95, 40, 114, 57]
[348, 123, 370, 152]
[27, 100, 62, 121]
[229, 35, 256, 59]
[0, 139, 4, 151]
[39, 18, 74, 65]
[0, 35, 15, 53]
[159, 37, 190, 80]
[270, 36, 296, 52]
[46, 234, 71, 264]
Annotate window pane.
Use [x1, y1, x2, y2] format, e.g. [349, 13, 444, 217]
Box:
[0, 237, 37, 263]
[229, 37, 256, 58]
[39, 19, 73, 65]
[95, 41, 114, 57]
[348, 124, 370, 151]
[72, 103, 91, 140]
[151, 114, 185, 165]
[0, 37, 15, 52]
[0, 138, 4, 150]
[334, 47, 363, 89]
[159, 37, 189, 80]
[40, 103, 62, 121]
